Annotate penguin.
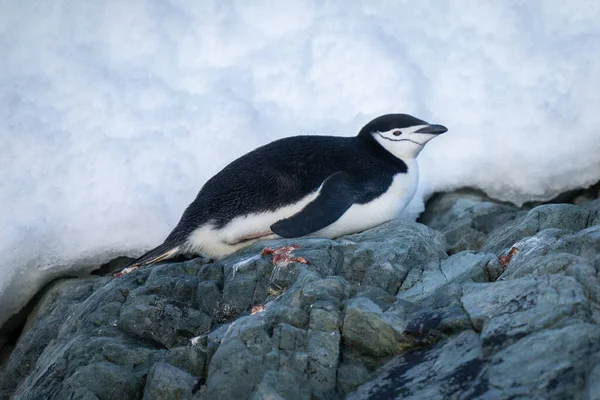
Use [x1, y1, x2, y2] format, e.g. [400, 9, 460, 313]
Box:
[126, 114, 447, 268]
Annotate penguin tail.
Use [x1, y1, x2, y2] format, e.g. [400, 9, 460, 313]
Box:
[126, 242, 182, 269]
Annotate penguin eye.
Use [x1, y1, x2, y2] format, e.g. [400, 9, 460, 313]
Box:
[393, 130, 402, 136]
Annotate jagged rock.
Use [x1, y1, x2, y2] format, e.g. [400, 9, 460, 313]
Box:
[420, 190, 521, 254]
[2, 195, 599, 400]
[251, 370, 311, 400]
[206, 315, 273, 399]
[118, 294, 212, 349]
[398, 251, 501, 303]
[586, 361, 600, 400]
[483, 323, 600, 399]
[483, 203, 596, 254]
[143, 362, 196, 400]
[347, 330, 485, 400]
[0, 277, 108, 397]
[461, 275, 590, 351]
[342, 297, 402, 358]
[337, 360, 370, 394]
[165, 345, 207, 377]
[499, 225, 600, 279]
[307, 330, 340, 392]
[56, 362, 140, 400]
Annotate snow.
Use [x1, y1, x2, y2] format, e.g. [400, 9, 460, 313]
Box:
[1, 0, 600, 326]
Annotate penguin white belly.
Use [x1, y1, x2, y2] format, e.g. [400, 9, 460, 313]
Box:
[185, 190, 321, 259]
[315, 161, 419, 238]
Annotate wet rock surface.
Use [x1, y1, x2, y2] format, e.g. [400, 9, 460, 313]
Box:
[1, 195, 599, 399]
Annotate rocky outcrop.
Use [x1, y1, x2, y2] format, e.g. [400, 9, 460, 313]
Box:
[1, 196, 599, 400]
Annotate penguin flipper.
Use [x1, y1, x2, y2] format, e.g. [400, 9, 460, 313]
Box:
[270, 171, 366, 238]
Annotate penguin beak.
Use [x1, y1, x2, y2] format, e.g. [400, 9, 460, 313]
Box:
[415, 124, 448, 135]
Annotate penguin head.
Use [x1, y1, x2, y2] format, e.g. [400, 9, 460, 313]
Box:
[358, 114, 447, 159]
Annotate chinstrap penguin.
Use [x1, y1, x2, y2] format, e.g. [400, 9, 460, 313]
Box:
[127, 114, 447, 267]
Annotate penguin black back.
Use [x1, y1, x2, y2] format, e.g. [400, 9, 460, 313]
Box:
[170, 135, 407, 235]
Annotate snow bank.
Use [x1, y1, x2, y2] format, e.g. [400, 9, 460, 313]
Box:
[1, 0, 599, 325]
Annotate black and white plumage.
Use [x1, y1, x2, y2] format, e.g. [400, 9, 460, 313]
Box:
[128, 114, 447, 267]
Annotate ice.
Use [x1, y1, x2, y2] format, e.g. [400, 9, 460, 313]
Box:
[1, 1, 599, 326]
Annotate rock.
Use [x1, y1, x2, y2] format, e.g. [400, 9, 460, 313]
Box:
[585, 361, 600, 400]
[3, 195, 600, 400]
[56, 362, 140, 400]
[337, 360, 370, 394]
[251, 370, 311, 400]
[566, 263, 600, 312]
[483, 323, 600, 399]
[165, 345, 207, 377]
[194, 280, 222, 316]
[461, 275, 590, 351]
[301, 276, 349, 307]
[347, 330, 485, 400]
[309, 301, 342, 332]
[398, 251, 500, 303]
[342, 297, 404, 358]
[483, 203, 595, 254]
[400, 285, 472, 340]
[352, 285, 397, 311]
[118, 294, 212, 348]
[143, 362, 196, 400]
[500, 225, 600, 279]
[206, 316, 272, 399]
[420, 190, 521, 254]
[0, 277, 107, 398]
[307, 330, 340, 393]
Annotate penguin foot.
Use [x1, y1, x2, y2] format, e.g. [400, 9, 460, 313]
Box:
[113, 265, 140, 278]
[260, 245, 309, 266]
[499, 246, 519, 271]
[251, 304, 265, 315]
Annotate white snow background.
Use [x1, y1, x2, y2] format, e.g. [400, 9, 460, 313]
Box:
[1, 0, 600, 325]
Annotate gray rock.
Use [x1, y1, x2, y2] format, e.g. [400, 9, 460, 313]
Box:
[399, 285, 472, 341]
[61, 388, 100, 400]
[461, 275, 590, 351]
[4, 197, 599, 400]
[337, 360, 370, 394]
[301, 276, 349, 307]
[206, 316, 272, 399]
[165, 345, 207, 377]
[221, 255, 274, 315]
[143, 362, 196, 400]
[205, 323, 231, 365]
[483, 323, 600, 398]
[483, 203, 595, 254]
[251, 370, 311, 400]
[0, 277, 106, 398]
[347, 330, 485, 400]
[309, 301, 342, 332]
[118, 294, 212, 348]
[581, 198, 600, 226]
[566, 263, 600, 314]
[307, 330, 340, 393]
[141, 263, 200, 306]
[352, 285, 397, 311]
[420, 190, 521, 254]
[56, 362, 140, 400]
[342, 297, 402, 358]
[585, 360, 600, 400]
[399, 251, 500, 303]
[341, 220, 447, 280]
[500, 225, 600, 279]
[194, 280, 222, 316]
